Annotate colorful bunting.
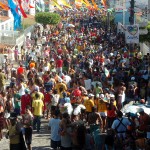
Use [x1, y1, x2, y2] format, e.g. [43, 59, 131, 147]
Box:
[52, 0, 63, 10]
[8, 0, 21, 30]
[29, 4, 35, 8]
[91, 0, 98, 10]
[18, 0, 27, 18]
[60, 0, 72, 9]
[0, 2, 9, 11]
[36, 4, 42, 11]
[101, 0, 107, 8]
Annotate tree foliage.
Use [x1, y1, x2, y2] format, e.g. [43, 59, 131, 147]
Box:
[140, 21, 150, 43]
[35, 12, 61, 25]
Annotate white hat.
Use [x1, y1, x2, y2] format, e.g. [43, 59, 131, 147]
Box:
[99, 94, 104, 99]
[110, 53, 113, 56]
[110, 94, 115, 98]
[131, 77, 135, 81]
[88, 93, 94, 97]
[50, 58, 54, 62]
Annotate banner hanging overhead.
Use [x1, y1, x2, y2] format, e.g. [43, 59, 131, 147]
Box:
[125, 24, 139, 44]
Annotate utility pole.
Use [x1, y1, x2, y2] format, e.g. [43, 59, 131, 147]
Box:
[129, 0, 135, 56]
[129, 0, 135, 25]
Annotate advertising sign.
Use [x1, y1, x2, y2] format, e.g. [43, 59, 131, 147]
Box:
[125, 24, 139, 43]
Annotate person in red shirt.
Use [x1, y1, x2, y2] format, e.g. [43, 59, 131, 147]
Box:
[21, 90, 31, 114]
[17, 65, 24, 75]
[56, 56, 63, 74]
[57, 47, 62, 55]
[43, 91, 52, 119]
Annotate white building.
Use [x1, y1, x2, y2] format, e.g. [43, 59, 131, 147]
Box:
[0, 10, 14, 32]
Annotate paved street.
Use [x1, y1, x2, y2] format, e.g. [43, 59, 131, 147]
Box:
[0, 119, 51, 150]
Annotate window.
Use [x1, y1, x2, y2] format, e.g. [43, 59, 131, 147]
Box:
[5, 23, 8, 30]
[1, 25, 4, 30]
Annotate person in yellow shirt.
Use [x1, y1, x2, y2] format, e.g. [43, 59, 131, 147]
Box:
[31, 87, 44, 101]
[55, 78, 67, 95]
[97, 94, 108, 132]
[84, 94, 95, 121]
[32, 92, 44, 132]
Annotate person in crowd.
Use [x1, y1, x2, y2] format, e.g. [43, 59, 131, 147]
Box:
[0, 5, 150, 150]
[22, 105, 33, 150]
[8, 112, 21, 150]
[96, 94, 108, 132]
[84, 94, 95, 121]
[0, 69, 6, 92]
[32, 92, 44, 132]
[137, 108, 150, 133]
[111, 110, 131, 140]
[48, 109, 61, 150]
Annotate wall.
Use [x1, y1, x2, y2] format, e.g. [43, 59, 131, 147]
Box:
[0, 18, 14, 32]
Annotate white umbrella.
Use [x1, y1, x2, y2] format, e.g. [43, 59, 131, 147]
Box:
[66, 24, 75, 28]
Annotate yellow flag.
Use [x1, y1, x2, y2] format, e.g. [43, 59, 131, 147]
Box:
[52, 0, 63, 10]
[83, 0, 91, 6]
[61, 0, 72, 9]
[81, 0, 87, 5]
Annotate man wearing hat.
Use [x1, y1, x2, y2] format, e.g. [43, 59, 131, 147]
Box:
[84, 93, 95, 121]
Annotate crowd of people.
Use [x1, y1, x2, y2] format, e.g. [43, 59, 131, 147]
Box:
[0, 6, 150, 150]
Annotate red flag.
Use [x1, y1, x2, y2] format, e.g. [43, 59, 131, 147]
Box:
[29, 4, 34, 8]
[18, 0, 27, 18]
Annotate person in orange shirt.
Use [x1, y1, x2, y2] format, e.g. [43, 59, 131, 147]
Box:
[97, 94, 108, 132]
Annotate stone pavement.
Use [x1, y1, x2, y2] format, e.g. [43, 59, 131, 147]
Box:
[0, 119, 51, 150]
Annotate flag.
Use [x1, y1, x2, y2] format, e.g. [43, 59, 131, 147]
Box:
[104, 67, 110, 78]
[36, 4, 42, 11]
[18, 0, 27, 18]
[0, 2, 9, 11]
[83, 0, 91, 6]
[60, 0, 72, 9]
[8, 0, 21, 30]
[91, 0, 98, 10]
[29, 4, 35, 8]
[52, 0, 63, 10]
[101, 0, 107, 8]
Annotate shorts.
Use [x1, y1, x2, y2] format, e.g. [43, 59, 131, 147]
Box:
[99, 112, 107, 117]
[51, 106, 57, 112]
[24, 127, 32, 145]
[51, 139, 61, 149]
